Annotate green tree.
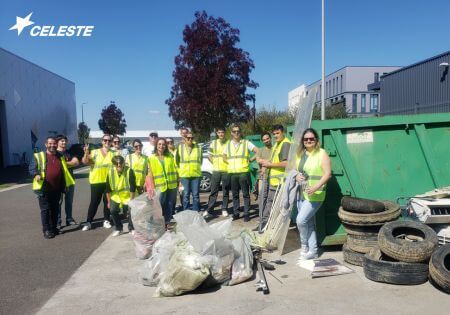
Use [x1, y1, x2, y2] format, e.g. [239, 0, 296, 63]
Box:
[312, 103, 349, 120]
[98, 101, 127, 135]
[240, 106, 295, 136]
[77, 122, 90, 144]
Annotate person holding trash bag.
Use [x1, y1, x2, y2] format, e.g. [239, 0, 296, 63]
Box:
[295, 128, 331, 260]
[146, 138, 178, 226]
[105, 155, 136, 236]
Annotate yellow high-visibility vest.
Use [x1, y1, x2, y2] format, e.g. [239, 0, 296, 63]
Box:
[296, 148, 326, 202]
[269, 137, 291, 187]
[226, 139, 250, 174]
[177, 143, 202, 178]
[108, 167, 132, 205]
[210, 139, 228, 172]
[126, 153, 148, 187]
[149, 154, 178, 192]
[89, 149, 117, 184]
[32, 151, 75, 191]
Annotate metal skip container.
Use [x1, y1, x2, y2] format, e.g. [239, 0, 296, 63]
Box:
[310, 113, 450, 245]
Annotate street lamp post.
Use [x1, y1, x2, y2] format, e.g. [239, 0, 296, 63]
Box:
[321, 0, 326, 120]
[81, 102, 87, 123]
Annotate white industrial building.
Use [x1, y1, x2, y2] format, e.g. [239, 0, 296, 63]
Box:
[0, 48, 77, 167]
[89, 130, 181, 144]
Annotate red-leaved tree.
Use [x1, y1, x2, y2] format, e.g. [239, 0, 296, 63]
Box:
[98, 101, 127, 136]
[166, 11, 258, 138]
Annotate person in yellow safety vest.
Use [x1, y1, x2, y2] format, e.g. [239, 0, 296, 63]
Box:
[166, 137, 177, 157]
[223, 124, 258, 222]
[106, 155, 136, 236]
[29, 136, 75, 239]
[145, 138, 178, 226]
[81, 134, 119, 231]
[258, 125, 291, 232]
[175, 132, 202, 212]
[204, 127, 230, 218]
[295, 128, 331, 261]
[126, 139, 149, 195]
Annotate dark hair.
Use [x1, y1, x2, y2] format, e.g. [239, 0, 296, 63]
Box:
[132, 139, 142, 147]
[216, 127, 225, 133]
[55, 134, 68, 142]
[230, 124, 241, 131]
[46, 136, 57, 143]
[102, 134, 111, 140]
[113, 135, 120, 142]
[153, 138, 169, 156]
[272, 124, 284, 132]
[166, 137, 174, 143]
[112, 155, 125, 166]
[261, 132, 271, 140]
[149, 132, 158, 137]
[298, 128, 321, 152]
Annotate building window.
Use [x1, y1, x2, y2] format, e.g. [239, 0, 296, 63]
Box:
[336, 76, 339, 94]
[325, 82, 328, 98]
[352, 94, 358, 113]
[333, 78, 335, 96]
[361, 94, 366, 112]
[374, 72, 379, 82]
[370, 94, 379, 112]
[340, 75, 343, 92]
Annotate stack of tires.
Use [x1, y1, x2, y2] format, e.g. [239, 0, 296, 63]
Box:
[338, 197, 401, 267]
[364, 220, 439, 286]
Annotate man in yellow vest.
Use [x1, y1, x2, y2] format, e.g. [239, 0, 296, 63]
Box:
[259, 125, 291, 231]
[29, 136, 75, 239]
[81, 134, 118, 231]
[223, 124, 258, 221]
[204, 127, 230, 218]
[176, 131, 202, 212]
[106, 156, 136, 236]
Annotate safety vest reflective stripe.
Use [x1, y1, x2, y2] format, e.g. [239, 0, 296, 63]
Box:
[226, 140, 249, 173]
[109, 167, 131, 205]
[296, 148, 326, 202]
[178, 144, 201, 178]
[32, 151, 75, 191]
[89, 149, 115, 184]
[126, 153, 148, 187]
[211, 139, 228, 172]
[149, 155, 178, 192]
[269, 138, 291, 187]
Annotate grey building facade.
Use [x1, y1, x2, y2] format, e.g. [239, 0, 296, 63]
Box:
[369, 51, 450, 115]
[305, 66, 400, 115]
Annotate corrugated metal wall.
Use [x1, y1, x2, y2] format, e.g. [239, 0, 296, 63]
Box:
[380, 52, 450, 115]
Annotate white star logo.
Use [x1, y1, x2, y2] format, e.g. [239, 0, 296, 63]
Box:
[9, 12, 35, 35]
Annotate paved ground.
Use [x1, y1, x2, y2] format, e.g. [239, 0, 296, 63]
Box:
[38, 219, 450, 315]
[0, 170, 111, 314]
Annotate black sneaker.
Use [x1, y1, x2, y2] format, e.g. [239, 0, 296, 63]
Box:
[66, 218, 78, 226]
[232, 214, 240, 221]
[244, 216, 250, 222]
[43, 231, 55, 239]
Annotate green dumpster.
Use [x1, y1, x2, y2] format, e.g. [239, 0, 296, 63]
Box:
[245, 135, 263, 191]
[311, 113, 450, 245]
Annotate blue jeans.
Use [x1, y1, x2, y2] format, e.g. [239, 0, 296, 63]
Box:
[296, 199, 322, 255]
[160, 188, 177, 223]
[58, 185, 75, 225]
[180, 177, 201, 211]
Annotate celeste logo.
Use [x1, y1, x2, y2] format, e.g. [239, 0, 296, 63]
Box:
[9, 12, 94, 37]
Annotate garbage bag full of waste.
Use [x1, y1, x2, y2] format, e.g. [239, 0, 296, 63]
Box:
[174, 211, 234, 283]
[155, 245, 210, 297]
[140, 231, 186, 286]
[128, 193, 165, 259]
[229, 234, 254, 285]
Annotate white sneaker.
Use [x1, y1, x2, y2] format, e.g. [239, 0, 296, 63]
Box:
[202, 211, 209, 218]
[131, 230, 136, 236]
[222, 210, 228, 217]
[298, 251, 318, 261]
[112, 230, 122, 237]
[82, 223, 91, 231]
[103, 220, 112, 229]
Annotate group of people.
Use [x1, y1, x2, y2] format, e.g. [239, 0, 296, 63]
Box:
[31, 125, 331, 261]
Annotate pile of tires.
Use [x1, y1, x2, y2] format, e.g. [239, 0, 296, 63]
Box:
[429, 244, 450, 293]
[339, 197, 401, 267]
[364, 220, 439, 285]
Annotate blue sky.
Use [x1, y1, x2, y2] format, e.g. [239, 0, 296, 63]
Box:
[1, 0, 449, 130]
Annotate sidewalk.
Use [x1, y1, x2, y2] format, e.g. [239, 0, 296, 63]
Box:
[38, 217, 450, 315]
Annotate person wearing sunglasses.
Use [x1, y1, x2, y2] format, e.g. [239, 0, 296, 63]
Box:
[81, 134, 119, 231]
[175, 132, 202, 212]
[166, 138, 176, 157]
[295, 128, 331, 260]
[111, 135, 129, 159]
[106, 155, 136, 236]
[223, 124, 258, 221]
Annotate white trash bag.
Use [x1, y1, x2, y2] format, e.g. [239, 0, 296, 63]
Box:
[229, 235, 254, 285]
[128, 193, 165, 259]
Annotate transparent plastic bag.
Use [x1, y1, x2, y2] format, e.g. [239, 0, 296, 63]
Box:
[229, 235, 254, 285]
[129, 193, 165, 259]
[140, 231, 186, 286]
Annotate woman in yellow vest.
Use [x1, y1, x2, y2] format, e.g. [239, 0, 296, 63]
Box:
[295, 128, 331, 260]
[146, 138, 178, 226]
[106, 155, 136, 236]
[81, 134, 118, 231]
[125, 139, 149, 194]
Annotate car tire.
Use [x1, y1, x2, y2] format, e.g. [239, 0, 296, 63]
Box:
[343, 223, 381, 236]
[347, 233, 378, 254]
[200, 172, 212, 193]
[343, 242, 365, 267]
[378, 220, 438, 263]
[338, 201, 401, 226]
[341, 196, 386, 214]
[429, 244, 450, 293]
[363, 247, 429, 285]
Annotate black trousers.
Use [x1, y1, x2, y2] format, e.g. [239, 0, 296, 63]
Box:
[38, 191, 62, 233]
[229, 172, 250, 216]
[86, 183, 110, 223]
[206, 171, 230, 212]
